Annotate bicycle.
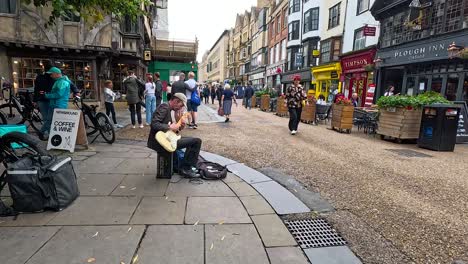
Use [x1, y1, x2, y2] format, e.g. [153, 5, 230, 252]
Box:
[73, 96, 115, 144]
[0, 86, 43, 134]
[0, 111, 6, 124]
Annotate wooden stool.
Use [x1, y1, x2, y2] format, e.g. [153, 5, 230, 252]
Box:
[156, 151, 173, 179]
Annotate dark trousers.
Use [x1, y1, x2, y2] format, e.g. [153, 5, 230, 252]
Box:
[288, 107, 302, 131]
[105, 102, 117, 124]
[128, 103, 142, 125]
[176, 137, 202, 169]
[204, 95, 209, 104]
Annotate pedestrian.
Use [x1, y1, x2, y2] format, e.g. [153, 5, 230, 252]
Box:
[285, 75, 306, 135]
[384, 85, 398, 96]
[154, 72, 163, 106]
[317, 94, 326, 105]
[42, 67, 71, 138]
[104, 80, 123, 128]
[351, 93, 359, 107]
[33, 62, 55, 139]
[144, 76, 157, 126]
[171, 72, 191, 95]
[203, 84, 210, 104]
[147, 93, 202, 178]
[166, 84, 172, 101]
[221, 83, 237, 122]
[124, 70, 145, 128]
[216, 84, 224, 107]
[185, 72, 199, 129]
[244, 81, 254, 110]
[210, 84, 216, 104]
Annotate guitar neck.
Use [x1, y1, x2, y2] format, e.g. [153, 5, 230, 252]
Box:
[176, 113, 190, 126]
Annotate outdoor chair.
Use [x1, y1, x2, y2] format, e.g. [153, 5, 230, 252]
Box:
[315, 104, 331, 124]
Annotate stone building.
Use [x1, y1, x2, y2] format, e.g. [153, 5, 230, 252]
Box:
[0, 1, 153, 100]
[205, 30, 230, 83]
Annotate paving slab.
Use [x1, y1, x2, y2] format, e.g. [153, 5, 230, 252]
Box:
[47, 196, 140, 225]
[266, 247, 310, 264]
[252, 181, 310, 215]
[76, 156, 125, 174]
[130, 197, 186, 224]
[94, 151, 152, 159]
[251, 214, 297, 247]
[200, 151, 238, 166]
[0, 226, 60, 264]
[239, 195, 275, 215]
[205, 224, 269, 264]
[185, 197, 251, 224]
[71, 156, 88, 161]
[71, 151, 97, 157]
[222, 172, 244, 183]
[111, 175, 169, 196]
[226, 163, 272, 184]
[0, 212, 57, 226]
[77, 173, 126, 196]
[304, 246, 362, 264]
[114, 158, 157, 175]
[90, 144, 132, 152]
[137, 225, 204, 264]
[227, 181, 259, 196]
[165, 178, 235, 197]
[26, 225, 145, 264]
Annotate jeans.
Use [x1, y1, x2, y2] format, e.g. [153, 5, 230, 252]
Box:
[288, 107, 302, 131]
[129, 103, 142, 125]
[176, 137, 202, 169]
[37, 101, 49, 134]
[145, 95, 156, 124]
[105, 102, 117, 124]
[245, 97, 252, 109]
[211, 95, 215, 104]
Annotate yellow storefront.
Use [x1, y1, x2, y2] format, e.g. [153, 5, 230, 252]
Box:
[309, 62, 342, 102]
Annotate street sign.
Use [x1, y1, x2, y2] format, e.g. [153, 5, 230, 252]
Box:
[295, 54, 303, 68]
[363, 26, 376, 36]
[47, 109, 82, 153]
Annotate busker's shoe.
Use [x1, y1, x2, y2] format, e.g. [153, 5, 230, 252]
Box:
[179, 168, 200, 178]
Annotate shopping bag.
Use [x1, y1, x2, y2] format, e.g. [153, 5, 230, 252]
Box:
[217, 107, 224, 116]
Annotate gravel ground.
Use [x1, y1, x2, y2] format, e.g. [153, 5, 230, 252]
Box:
[117, 101, 468, 264]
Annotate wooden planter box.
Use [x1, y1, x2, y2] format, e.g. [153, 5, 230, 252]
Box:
[301, 100, 316, 123]
[251, 96, 257, 108]
[331, 104, 354, 133]
[260, 95, 270, 111]
[276, 97, 288, 117]
[377, 107, 423, 140]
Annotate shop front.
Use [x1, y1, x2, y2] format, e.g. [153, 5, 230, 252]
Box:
[266, 62, 285, 91]
[248, 68, 266, 90]
[375, 29, 468, 103]
[340, 48, 376, 107]
[281, 69, 312, 93]
[311, 62, 342, 102]
[112, 52, 148, 96]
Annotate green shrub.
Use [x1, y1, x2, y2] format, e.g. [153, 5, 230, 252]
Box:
[376, 91, 450, 109]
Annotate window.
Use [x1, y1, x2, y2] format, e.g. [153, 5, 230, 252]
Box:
[288, 21, 300, 40]
[275, 43, 280, 63]
[357, 0, 369, 15]
[332, 38, 341, 61]
[283, 9, 288, 28]
[63, 10, 80, 22]
[328, 3, 341, 29]
[277, 16, 281, 33]
[304, 8, 320, 32]
[303, 39, 319, 67]
[0, 0, 16, 14]
[290, 0, 300, 13]
[270, 46, 275, 64]
[281, 39, 287, 60]
[288, 47, 300, 70]
[353, 28, 366, 50]
[122, 15, 139, 33]
[320, 40, 331, 63]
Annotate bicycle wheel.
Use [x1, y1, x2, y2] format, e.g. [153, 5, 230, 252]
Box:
[0, 103, 25, 124]
[28, 106, 44, 134]
[0, 132, 49, 164]
[84, 113, 98, 136]
[96, 112, 115, 144]
[0, 111, 6, 124]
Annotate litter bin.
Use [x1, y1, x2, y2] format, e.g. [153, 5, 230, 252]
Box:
[418, 104, 460, 151]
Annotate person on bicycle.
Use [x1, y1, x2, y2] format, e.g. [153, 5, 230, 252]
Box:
[42, 67, 71, 138]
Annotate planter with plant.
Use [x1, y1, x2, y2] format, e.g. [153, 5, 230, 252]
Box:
[276, 95, 288, 117]
[260, 93, 271, 111]
[376, 91, 449, 140]
[301, 99, 316, 123]
[331, 98, 354, 133]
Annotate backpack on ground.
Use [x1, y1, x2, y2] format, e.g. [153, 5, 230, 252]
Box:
[196, 156, 227, 180]
[2, 155, 79, 214]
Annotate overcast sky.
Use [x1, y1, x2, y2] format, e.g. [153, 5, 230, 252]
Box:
[168, 0, 258, 62]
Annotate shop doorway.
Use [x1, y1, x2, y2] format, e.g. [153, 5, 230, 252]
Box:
[445, 74, 459, 101]
[382, 68, 404, 95]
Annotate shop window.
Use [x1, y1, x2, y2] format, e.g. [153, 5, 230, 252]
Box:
[431, 75, 443, 93]
[320, 40, 331, 64]
[290, 0, 300, 14]
[288, 21, 300, 40]
[353, 28, 366, 51]
[328, 3, 341, 29]
[446, 74, 458, 101]
[122, 15, 139, 34]
[357, 0, 370, 14]
[406, 76, 417, 95]
[0, 0, 16, 14]
[445, 0, 463, 32]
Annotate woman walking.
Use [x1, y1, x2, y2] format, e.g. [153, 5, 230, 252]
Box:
[203, 85, 210, 104]
[285, 75, 306, 135]
[210, 84, 217, 104]
[221, 83, 237, 122]
[144, 76, 157, 125]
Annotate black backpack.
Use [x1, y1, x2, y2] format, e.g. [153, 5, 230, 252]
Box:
[197, 156, 227, 180]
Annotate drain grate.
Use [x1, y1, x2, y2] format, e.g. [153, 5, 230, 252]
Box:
[386, 149, 432, 158]
[284, 218, 347, 249]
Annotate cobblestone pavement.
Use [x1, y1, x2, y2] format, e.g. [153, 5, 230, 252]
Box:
[117, 101, 468, 264]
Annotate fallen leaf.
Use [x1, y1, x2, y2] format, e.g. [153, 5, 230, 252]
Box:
[221, 235, 225, 241]
[130, 187, 137, 191]
[218, 220, 225, 225]
[165, 196, 169, 200]
[210, 242, 214, 250]
[193, 220, 199, 226]
[132, 254, 139, 263]
[87, 258, 96, 263]
[127, 227, 132, 233]
[120, 186, 126, 189]
[91, 232, 98, 238]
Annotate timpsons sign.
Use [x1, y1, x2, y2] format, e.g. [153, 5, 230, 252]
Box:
[340, 49, 376, 74]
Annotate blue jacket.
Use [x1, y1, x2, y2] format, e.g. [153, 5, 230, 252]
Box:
[45, 76, 71, 109]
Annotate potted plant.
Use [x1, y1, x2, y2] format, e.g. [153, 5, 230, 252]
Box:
[376, 91, 449, 141]
[276, 94, 288, 117]
[301, 97, 316, 124]
[331, 97, 354, 133]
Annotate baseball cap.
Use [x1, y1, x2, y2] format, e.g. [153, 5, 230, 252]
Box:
[172, 93, 187, 107]
[46, 67, 62, 74]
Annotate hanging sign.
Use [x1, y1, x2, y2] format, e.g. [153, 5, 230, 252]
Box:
[363, 26, 376, 36]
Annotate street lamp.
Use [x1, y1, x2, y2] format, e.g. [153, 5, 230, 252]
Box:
[373, 57, 384, 69]
[447, 42, 465, 59]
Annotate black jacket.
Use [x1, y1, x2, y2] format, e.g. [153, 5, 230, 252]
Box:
[171, 80, 191, 95]
[245, 86, 254, 98]
[33, 73, 55, 102]
[147, 103, 172, 152]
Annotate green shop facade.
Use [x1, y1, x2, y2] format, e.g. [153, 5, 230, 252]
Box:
[148, 61, 198, 84]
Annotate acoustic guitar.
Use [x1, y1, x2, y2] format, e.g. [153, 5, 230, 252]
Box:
[155, 112, 191, 152]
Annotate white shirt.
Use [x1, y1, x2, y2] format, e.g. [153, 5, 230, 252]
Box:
[145, 82, 156, 95]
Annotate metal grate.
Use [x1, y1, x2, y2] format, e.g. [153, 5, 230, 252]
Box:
[386, 149, 432, 158]
[284, 218, 347, 249]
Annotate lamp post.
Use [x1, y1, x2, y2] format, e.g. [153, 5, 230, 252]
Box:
[447, 42, 465, 59]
